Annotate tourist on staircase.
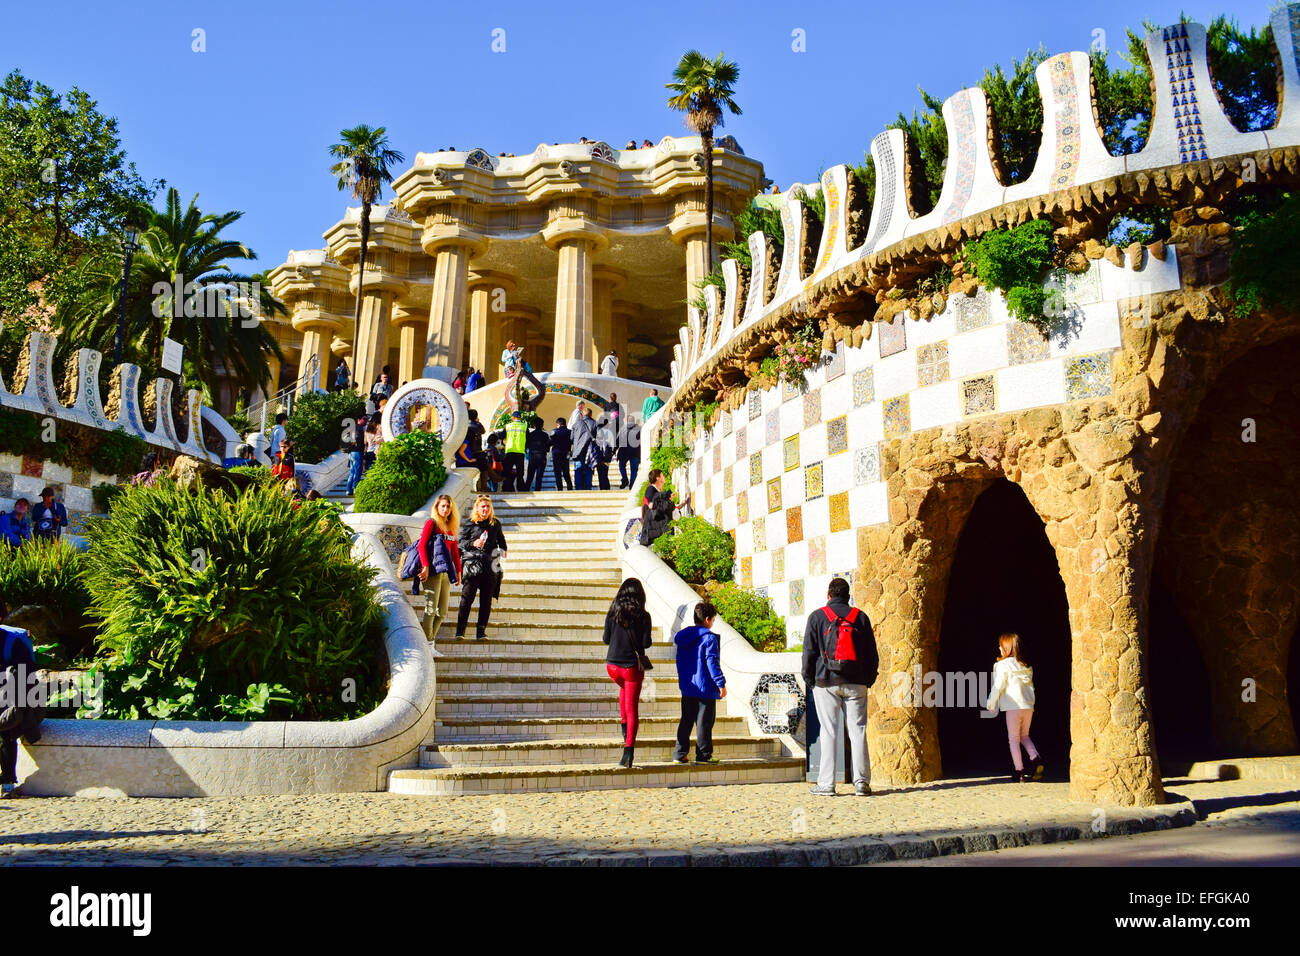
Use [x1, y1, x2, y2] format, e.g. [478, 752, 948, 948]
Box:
[618, 418, 641, 490]
[524, 417, 551, 491]
[418, 494, 462, 644]
[641, 388, 665, 422]
[571, 406, 598, 491]
[594, 410, 613, 491]
[603, 577, 654, 769]
[454, 495, 508, 641]
[503, 412, 528, 492]
[639, 469, 674, 546]
[672, 602, 727, 765]
[549, 418, 573, 491]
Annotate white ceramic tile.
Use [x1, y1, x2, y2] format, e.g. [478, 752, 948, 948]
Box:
[997, 359, 1066, 412]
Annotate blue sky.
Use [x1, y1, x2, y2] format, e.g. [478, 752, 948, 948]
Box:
[0, 0, 1271, 269]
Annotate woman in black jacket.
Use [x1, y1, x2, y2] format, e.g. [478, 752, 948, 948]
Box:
[603, 577, 653, 768]
[638, 469, 675, 546]
[455, 495, 508, 640]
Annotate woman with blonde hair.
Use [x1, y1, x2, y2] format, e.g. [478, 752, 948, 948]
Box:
[985, 632, 1044, 783]
[418, 494, 462, 642]
[455, 494, 508, 641]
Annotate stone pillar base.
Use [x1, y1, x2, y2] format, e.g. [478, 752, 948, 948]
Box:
[553, 358, 593, 375]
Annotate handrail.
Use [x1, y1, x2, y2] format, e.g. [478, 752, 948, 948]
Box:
[246, 352, 321, 432]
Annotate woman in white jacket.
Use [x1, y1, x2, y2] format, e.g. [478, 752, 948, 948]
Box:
[985, 633, 1044, 782]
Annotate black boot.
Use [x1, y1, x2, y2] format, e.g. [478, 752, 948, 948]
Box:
[618, 746, 634, 768]
[1030, 756, 1045, 781]
[620, 722, 627, 742]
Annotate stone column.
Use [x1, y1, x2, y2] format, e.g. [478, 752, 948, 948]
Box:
[352, 290, 396, 393]
[590, 266, 625, 372]
[669, 211, 733, 303]
[611, 301, 639, 377]
[420, 224, 485, 383]
[543, 220, 607, 375]
[391, 305, 427, 385]
[467, 272, 516, 378]
[297, 323, 333, 391]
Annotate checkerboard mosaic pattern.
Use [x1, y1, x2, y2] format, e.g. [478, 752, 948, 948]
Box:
[1, 453, 126, 533]
[686, 263, 1125, 647]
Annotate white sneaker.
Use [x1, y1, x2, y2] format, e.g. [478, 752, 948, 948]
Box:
[810, 785, 836, 796]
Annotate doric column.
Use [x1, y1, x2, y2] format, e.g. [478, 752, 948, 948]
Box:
[467, 272, 516, 378]
[391, 305, 428, 386]
[352, 290, 396, 393]
[291, 305, 344, 391]
[420, 223, 485, 383]
[590, 266, 625, 371]
[543, 220, 607, 375]
[669, 207, 734, 301]
[611, 300, 639, 379]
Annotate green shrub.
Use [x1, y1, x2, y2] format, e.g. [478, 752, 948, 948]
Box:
[228, 464, 273, 483]
[651, 516, 734, 584]
[0, 538, 95, 663]
[91, 428, 149, 477]
[81, 481, 384, 720]
[0, 406, 43, 457]
[706, 581, 786, 652]
[285, 389, 366, 464]
[91, 482, 123, 513]
[1227, 191, 1300, 318]
[352, 430, 447, 516]
[962, 219, 1058, 333]
[223, 406, 251, 437]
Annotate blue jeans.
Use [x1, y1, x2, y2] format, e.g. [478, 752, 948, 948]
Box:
[574, 460, 593, 491]
[346, 450, 363, 494]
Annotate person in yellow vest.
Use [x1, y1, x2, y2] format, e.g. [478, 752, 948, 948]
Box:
[503, 411, 529, 492]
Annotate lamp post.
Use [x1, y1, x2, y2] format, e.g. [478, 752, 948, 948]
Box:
[112, 226, 140, 367]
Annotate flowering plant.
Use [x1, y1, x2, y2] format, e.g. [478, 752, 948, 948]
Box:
[773, 324, 822, 385]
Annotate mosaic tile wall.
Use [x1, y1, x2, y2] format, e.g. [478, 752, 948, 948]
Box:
[683, 263, 1130, 648]
[0, 454, 126, 534]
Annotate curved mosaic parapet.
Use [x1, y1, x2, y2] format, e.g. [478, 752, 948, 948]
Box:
[380, 377, 469, 469]
[671, 10, 1300, 393]
[0, 329, 241, 464]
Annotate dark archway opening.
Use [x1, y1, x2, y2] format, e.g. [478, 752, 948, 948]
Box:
[937, 480, 1071, 778]
[1289, 621, 1300, 747]
[1148, 572, 1213, 767]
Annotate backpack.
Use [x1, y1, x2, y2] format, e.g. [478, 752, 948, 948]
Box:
[818, 606, 860, 675]
[398, 542, 423, 595]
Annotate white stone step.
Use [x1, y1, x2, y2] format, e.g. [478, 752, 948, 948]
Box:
[420, 735, 784, 768]
[432, 622, 606, 640]
[438, 655, 676, 679]
[433, 639, 675, 661]
[437, 692, 685, 718]
[439, 674, 678, 697]
[416, 607, 610, 628]
[389, 756, 805, 795]
[434, 713, 751, 742]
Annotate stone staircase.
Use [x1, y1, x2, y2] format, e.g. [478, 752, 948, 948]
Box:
[387, 489, 804, 795]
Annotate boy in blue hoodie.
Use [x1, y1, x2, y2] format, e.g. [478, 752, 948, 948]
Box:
[672, 602, 727, 764]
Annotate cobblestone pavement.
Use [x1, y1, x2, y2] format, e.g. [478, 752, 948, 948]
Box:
[0, 777, 1295, 866]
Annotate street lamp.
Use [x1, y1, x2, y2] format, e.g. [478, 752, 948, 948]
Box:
[112, 226, 141, 367]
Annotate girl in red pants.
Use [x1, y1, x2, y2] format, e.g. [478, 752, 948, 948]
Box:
[603, 578, 653, 768]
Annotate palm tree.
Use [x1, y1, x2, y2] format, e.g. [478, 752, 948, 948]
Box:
[666, 51, 742, 272]
[66, 187, 285, 402]
[328, 125, 404, 389]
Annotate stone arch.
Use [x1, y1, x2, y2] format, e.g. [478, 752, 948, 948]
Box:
[1153, 334, 1300, 758]
[937, 479, 1071, 778]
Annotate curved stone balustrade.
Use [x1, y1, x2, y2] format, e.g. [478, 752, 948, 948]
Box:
[670, 10, 1300, 396]
[0, 330, 239, 463]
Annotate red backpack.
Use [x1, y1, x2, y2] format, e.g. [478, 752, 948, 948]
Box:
[818, 606, 859, 674]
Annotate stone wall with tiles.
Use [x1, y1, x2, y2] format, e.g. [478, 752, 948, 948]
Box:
[684, 254, 1173, 652]
[0, 452, 126, 533]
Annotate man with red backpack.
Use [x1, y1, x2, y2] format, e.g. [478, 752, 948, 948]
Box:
[801, 577, 879, 796]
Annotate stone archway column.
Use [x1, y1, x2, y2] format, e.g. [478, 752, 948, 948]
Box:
[543, 220, 607, 375]
[420, 224, 485, 383]
[467, 272, 516, 378]
[352, 287, 399, 395]
[611, 301, 638, 375]
[297, 324, 333, 390]
[391, 306, 427, 386]
[590, 267, 625, 371]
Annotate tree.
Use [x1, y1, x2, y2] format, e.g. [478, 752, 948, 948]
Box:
[328, 125, 404, 387]
[667, 51, 743, 272]
[1205, 15, 1277, 132]
[980, 48, 1048, 184]
[66, 188, 285, 401]
[0, 70, 154, 370]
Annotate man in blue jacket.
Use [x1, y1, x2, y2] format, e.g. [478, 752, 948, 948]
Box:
[0, 498, 32, 548]
[0, 624, 42, 797]
[672, 602, 727, 764]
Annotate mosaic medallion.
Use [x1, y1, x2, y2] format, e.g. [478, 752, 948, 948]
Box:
[878, 314, 907, 358]
[750, 673, 805, 734]
[771, 548, 784, 584]
[723, 467, 734, 500]
[852, 368, 875, 407]
[740, 555, 753, 588]
[786, 505, 804, 544]
[782, 375, 802, 402]
[883, 396, 910, 439]
[805, 461, 824, 501]
[954, 288, 991, 332]
[622, 517, 643, 550]
[803, 388, 821, 429]
[1008, 321, 1051, 365]
[829, 491, 850, 533]
[808, 536, 827, 575]
[789, 578, 805, 615]
[749, 451, 763, 487]
[1065, 351, 1113, 400]
[714, 503, 722, 527]
[916, 341, 950, 386]
[376, 525, 409, 567]
[767, 476, 783, 513]
[753, 515, 766, 553]
[748, 389, 762, 421]
[826, 415, 848, 456]
[783, 435, 800, 472]
[854, 443, 881, 486]
[736, 489, 749, 525]
[962, 375, 997, 416]
[722, 412, 732, 437]
[713, 442, 722, 472]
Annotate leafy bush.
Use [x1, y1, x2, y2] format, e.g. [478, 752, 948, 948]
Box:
[962, 219, 1058, 333]
[81, 481, 384, 720]
[706, 581, 786, 652]
[651, 516, 734, 584]
[0, 407, 145, 478]
[228, 464, 273, 483]
[637, 441, 691, 503]
[92, 428, 149, 476]
[0, 538, 94, 662]
[353, 430, 447, 516]
[91, 482, 123, 513]
[1227, 191, 1300, 318]
[223, 406, 251, 437]
[285, 389, 365, 464]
